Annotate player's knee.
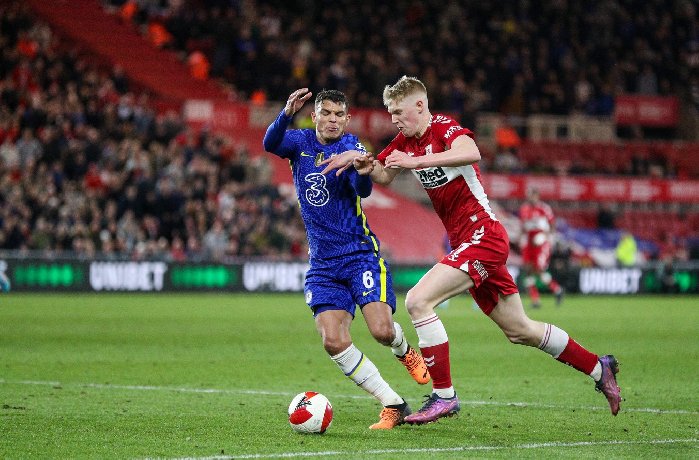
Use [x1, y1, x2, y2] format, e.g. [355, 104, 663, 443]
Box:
[404, 289, 433, 318]
[503, 323, 539, 346]
[369, 324, 394, 346]
[503, 329, 528, 345]
[322, 336, 351, 356]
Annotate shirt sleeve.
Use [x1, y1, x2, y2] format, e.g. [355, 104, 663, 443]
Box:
[348, 169, 372, 198]
[263, 110, 297, 158]
[376, 134, 405, 165]
[431, 114, 474, 149]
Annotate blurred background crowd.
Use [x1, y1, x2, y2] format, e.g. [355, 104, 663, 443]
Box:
[0, 0, 697, 266]
[0, 1, 308, 261]
[114, 0, 698, 125]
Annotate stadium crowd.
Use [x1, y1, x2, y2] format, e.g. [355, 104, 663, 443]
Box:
[0, 3, 308, 260]
[113, 0, 697, 122]
[0, 1, 696, 263]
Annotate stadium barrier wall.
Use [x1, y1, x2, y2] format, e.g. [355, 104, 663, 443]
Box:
[1, 258, 697, 295]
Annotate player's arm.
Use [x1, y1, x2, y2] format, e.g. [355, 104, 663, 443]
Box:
[384, 135, 481, 169]
[319, 150, 364, 175]
[319, 150, 400, 184]
[348, 169, 372, 198]
[368, 159, 401, 185]
[262, 110, 294, 155]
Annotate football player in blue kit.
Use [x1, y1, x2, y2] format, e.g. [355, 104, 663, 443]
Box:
[263, 88, 429, 429]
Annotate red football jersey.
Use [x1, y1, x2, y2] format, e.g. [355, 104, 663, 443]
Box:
[520, 201, 554, 245]
[377, 114, 497, 248]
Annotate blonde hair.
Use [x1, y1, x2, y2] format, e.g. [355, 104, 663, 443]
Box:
[382, 76, 428, 107]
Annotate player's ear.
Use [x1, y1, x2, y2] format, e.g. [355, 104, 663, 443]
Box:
[310, 110, 317, 123]
[345, 113, 351, 125]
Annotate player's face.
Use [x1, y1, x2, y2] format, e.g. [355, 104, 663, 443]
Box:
[387, 94, 422, 137]
[312, 100, 350, 144]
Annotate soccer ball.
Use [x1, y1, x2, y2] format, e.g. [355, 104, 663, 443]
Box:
[288, 391, 333, 434]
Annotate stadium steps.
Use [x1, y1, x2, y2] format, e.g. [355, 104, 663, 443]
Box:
[25, 0, 227, 104]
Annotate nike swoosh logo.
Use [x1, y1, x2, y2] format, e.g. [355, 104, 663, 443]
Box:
[300, 152, 311, 157]
[362, 289, 375, 297]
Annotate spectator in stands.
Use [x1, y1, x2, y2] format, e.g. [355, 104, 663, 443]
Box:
[187, 50, 210, 80]
[597, 204, 616, 230]
[616, 232, 638, 267]
[202, 219, 228, 261]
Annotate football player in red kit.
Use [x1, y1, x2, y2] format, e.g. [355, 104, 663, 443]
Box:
[519, 188, 564, 308]
[321, 76, 621, 423]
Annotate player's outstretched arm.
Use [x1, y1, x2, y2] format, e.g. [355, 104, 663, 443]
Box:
[319, 150, 401, 185]
[368, 159, 401, 185]
[386, 135, 481, 169]
[319, 150, 365, 175]
[352, 155, 375, 176]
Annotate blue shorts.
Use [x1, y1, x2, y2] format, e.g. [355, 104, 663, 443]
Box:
[304, 252, 397, 317]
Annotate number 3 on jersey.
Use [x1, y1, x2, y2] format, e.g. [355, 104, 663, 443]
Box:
[305, 173, 330, 207]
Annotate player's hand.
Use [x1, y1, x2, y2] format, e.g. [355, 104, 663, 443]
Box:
[319, 150, 365, 176]
[353, 155, 376, 175]
[284, 88, 312, 117]
[384, 149, 418, 169]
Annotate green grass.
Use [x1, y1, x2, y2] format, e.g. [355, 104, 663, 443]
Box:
[1, 293, 698, 459]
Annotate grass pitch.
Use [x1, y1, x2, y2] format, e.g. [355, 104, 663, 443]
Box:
[1, 293, 698, 458]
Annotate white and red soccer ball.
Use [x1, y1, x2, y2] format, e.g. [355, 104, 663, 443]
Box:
[288, 391, 333, 434]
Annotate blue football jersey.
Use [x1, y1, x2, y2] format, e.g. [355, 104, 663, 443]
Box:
[264, 111, 381, 260]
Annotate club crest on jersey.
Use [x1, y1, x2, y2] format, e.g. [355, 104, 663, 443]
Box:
[414, 166, 448, 189]
[314, 152, 324, 167]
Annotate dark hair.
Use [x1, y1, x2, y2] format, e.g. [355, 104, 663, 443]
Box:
[315, 89, 348, 111]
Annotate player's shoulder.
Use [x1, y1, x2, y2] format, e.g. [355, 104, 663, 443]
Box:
[432, 113, 458, 125]
[377, 132, 406, 160]
[340, 132, 365, 149]
[541, 202, 554, 214]
[285, 128, 314, 145]
[431, 113, 473, 141]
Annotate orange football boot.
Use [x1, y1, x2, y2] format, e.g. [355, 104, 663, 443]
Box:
[397, 345, 431, 385]
[369, 403, 411, 430]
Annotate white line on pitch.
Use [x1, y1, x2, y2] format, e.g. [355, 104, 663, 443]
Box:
[156, 438, 699, 459]
[1, 378, 697, 415]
